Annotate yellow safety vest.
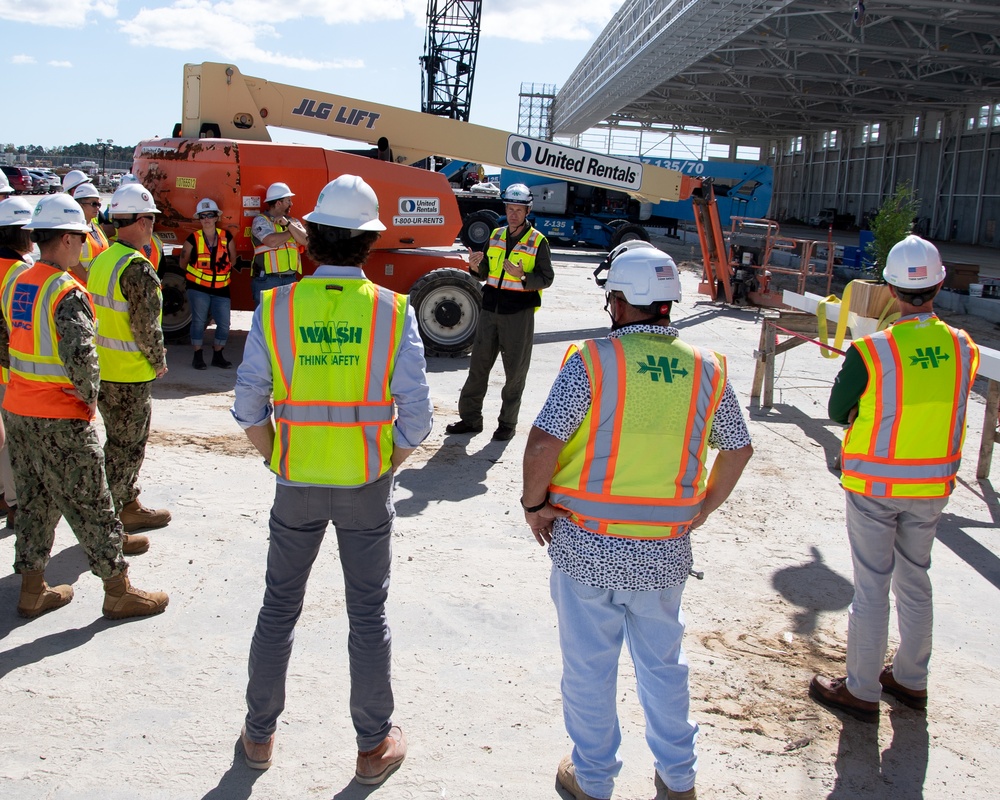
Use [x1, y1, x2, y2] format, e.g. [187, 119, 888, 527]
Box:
[0, 256, 30, 385]
[841, 315, 980, 498]
[1, 263, 94, 420]
[80, 222, 109, 271]
[262, 276, 407, 487]
[549, 334, 727, 539]
[187, 229, 232, 289]
[254, 219, 301, 275]
[87, 242, 161, 383]
[486, 227, 544, 293]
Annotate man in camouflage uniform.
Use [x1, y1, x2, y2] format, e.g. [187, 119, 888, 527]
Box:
[0, 194, 167, 620]
[87, 184, 171, 533]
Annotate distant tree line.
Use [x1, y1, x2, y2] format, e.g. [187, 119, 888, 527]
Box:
[2, 142, 135, 171]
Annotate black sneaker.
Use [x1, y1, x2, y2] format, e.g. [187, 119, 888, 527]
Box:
[492, 424, 516, 441]
[212, 350, 233, 369]
[193, 350, 207, 370]
[445, 419, 483, 434]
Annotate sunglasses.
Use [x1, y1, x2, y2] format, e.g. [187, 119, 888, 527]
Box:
[198, 212, 219, 219]
[136, 215, 156, 223]
[80, 200, 101, 207]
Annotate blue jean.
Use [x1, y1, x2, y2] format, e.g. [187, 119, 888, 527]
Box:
[844, 491, 948, 701]
[252, 270, 298, 308]
[187, 286, 231, 347]
[550, 567, 698, 798]
[245, 472, 396, 750]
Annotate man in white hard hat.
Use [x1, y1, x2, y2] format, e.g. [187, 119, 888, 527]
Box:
[522, 243, 753, 800]
[87, 183, 172, 534]
[0, 170, 14, 195]
[71, 182, 109, 282]
[0, 194, 168, 621]
[233, 175, 432, 782]
[250, 181, 308, 307]
[61, 169, 92, 195]
[0, 195, 35, 528]
[810, 234, 980, 724]
[446, 182, 554, 441]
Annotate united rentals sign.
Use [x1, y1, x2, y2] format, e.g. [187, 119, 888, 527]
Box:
[505, 135, 643, 192]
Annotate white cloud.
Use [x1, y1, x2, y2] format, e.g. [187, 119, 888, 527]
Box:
[48, 60, 73, 68]
[481, 0, 619, 43]
[118, 0, 366, 70]
[0, 0, 115, 28]
[11, 54, 37, 64]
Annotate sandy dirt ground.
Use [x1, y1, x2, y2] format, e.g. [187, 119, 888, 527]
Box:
[1, 244, 998, 800]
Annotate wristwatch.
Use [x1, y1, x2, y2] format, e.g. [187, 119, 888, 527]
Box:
[521, 492, 549, 513]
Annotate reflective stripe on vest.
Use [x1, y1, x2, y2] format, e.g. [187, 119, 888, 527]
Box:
[486, 227, 543, 292]
[263, 276, 406, 486]
[841, 315, 980, 498]
[80, 221, 109, 270]
[254, 220, 301, 274]
[549, 335, 727, 539]
[0, 256, 30, 385]
[187, 229, 232, 288]
[1, 263, 93, 420]
[87, 243, 159, 382]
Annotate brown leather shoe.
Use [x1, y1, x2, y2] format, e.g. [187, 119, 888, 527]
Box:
[102, 571, 169, 620]
[240, 725, 274, 770]
[119, 500, 171, 533]
[121, 533, 150, 555]
[654, 771, 697, 799]
[879, 665, 927, 710]
[809, 675, 879, 723]
[16, 570, 74, 618]
[356, 725, 406, 785]
[556, 755, 609, 800]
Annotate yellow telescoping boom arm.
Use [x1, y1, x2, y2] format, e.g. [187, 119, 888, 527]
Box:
[180, 62, 695, 204]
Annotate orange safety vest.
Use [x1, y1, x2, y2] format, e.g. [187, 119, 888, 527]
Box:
[81, 222, 109, 270]
[841, 314, 980, 498]
[549, 334, 727, 539]
[1, 262, 95, 421]
[0, 256, 30, 385]
[262, 277, 407, 486]
[187, 229, 232, 288]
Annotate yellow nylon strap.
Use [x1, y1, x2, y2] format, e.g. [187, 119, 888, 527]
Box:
[816, 281, 853, 359]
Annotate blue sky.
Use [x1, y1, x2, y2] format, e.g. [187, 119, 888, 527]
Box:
[1, 0, 620, 149]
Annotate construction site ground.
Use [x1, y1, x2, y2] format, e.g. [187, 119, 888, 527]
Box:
[1, 241, 998, 800]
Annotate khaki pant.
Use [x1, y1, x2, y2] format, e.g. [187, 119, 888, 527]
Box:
[458, 307, 534, 428]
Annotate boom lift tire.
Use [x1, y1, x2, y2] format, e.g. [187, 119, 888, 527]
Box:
[409, 268, 482, 357]
[459, 210, 500, 252]
[158, 256, 193, 340]
[609, 222, 649, 249]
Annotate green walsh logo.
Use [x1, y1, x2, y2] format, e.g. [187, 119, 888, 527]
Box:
[299, 322, 363, 353]
[636, 355, 689, 383]
[909, 346, 950, 369]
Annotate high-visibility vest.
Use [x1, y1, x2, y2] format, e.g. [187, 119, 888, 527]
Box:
[0, 256, 30, 385]
[187, 229, 232, 289]
[486, 227, 544, 293]
[1, 263, 94, 420]
[87, 242, 161, 383]
[841, 315, 980, 498]
[253, 219, 301, 275]
[80, 221, 109, 271]
[549, 334, 727, 539]
[108, 232, 162, 271]
[262, 276, 407, 486]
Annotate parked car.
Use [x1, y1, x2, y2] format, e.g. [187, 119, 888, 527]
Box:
[1, 166, 33, 194]
[28, 169, 59, 194]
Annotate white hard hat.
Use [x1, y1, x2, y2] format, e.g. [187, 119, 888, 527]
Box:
[502, 183, 533, 208]
[62, 169, 92, 194]
[110, 184, 160, 216]
[303, 175, 386, 232]
[605, 244, 682, 304]
[119, 173, 140, 186]
[0, 197, 34, 227]
[73, 183, 101, 200]
[882, 235, 945, 290]
[23, 194, 91, 232]
[265, 182, 295, 203]
[0, 171, 12, 194]
[195, 197, 220, 216]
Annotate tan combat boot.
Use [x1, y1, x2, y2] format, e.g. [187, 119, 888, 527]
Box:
[102, 571, 168, 620]
[121, 533, 150, 555]
[17, 570, 74, 618]
[119, 500, 172, 533]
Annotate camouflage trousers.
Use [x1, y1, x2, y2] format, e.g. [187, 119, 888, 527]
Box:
[98, 380, 152, 512]
[7, 413, 126, 579]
